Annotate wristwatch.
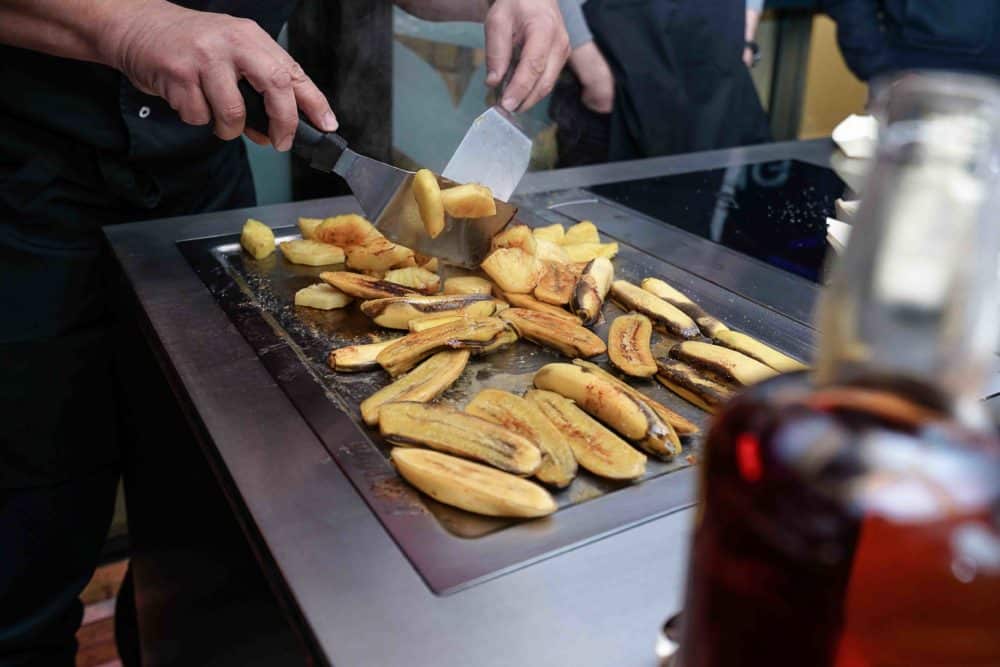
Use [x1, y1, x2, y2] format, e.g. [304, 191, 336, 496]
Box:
[745, 40, 761, 68]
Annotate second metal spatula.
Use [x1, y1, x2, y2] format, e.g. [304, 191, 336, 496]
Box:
[443, 106, 533, 202]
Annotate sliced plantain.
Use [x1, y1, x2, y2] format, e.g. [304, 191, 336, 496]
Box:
[608, 313, 657, 378]
[408, 313, 466, 333]
[382, 266, 441, 294]
[413, 169, 445, 238]
[610, 280, 700, 339]
[443, 276, 494, 296]
[526, 390, 646, 480]
[563, 242, 619, 263]
[533, 363, 680, 459]
[279, 239, 346, 266]
[640, 277, 729, 338]
[391, 448, 556, 518]
[562, 220, 600, 245]
[500, 308, 605, 358]
[712, 330, 808, 373]
[480, 247, 542, 294]
[359, 350, 470, 425]
[571, 256, 614, 326]
[440, 183, 496, 218]
[328, 339, 399, 372]
[320, 271, 419, 299]
[360, 294, 496, 330]
[500, 292, 581, 324]
[379, 402, 540, 475]
[533, 261, 580, 305]
[466, 389, 578, 489]
[314, 213, 381, 247]
[669, 340, 778, 387]
[294, 283, 352, 310]
[573, 359, 700, 435]
[345, 237, 415, 272]
[655, 359, 734, 413]
[377, 317, 517, 376]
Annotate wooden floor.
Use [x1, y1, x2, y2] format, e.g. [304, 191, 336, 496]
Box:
[76, 559, 128, 667]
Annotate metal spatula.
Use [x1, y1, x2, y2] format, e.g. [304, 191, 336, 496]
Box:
[239, 83, 516, 268]
[443, 106, 533, 202]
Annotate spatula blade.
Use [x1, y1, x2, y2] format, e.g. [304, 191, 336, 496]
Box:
[442, 106, 532, 201]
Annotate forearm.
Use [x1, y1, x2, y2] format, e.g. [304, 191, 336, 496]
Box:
[745, 8, 761, 42]
[393, 0, 488, 23]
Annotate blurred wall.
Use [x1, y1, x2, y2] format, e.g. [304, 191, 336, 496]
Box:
[798, 14, 868, 138]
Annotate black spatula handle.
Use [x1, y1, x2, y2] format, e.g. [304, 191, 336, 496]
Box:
[237, 79, 347, 173]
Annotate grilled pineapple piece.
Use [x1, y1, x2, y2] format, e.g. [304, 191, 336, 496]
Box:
[328, 339, 399, 372]
[279, 239, 346, 266]
[359, 350, 470, 425]
[712, 330, 808, 373]
[294, 283, 352, 310]
[345, 237, 415, 272]
[526, 390, 646, 480]
[481, 248, 541, 294]
[655, 359, 734, 413]
[383, 266, 441, 294]
[413, 169, 446, 238]
[440, 183, 496, 218]
[492, 224, 537, 255]
[572, 257, 614, 326]
[534, 239, 571, 264]
[421, 257, 439, 273]
[608, 313, 657, 378]
[533, 363, 680, 459]
[562, 221, 600, 245]
[297, 217, 323, 240]
[319, 271, 419, 299]
[314, 213, 381, 247]
[534, 261, 581, 305]
[610, 281, 699, 339]
[500, 308, 605, 358]
[563, 242, 619, 263]
[533, 223, 565, 244]
[669, 341, 778, 387]
[466, 389, 578, 489]
[391, 448, 556, 518]
[240, 218, 275, 259]
[573, 359, 699, 435]
[379, 402, 541, 475]
[443, 276, 494, 296]
[640, 278, 729, 338]
[377, 317, 516, 376]
[361, 294, 496, 330]
[500, 292, 581, 324]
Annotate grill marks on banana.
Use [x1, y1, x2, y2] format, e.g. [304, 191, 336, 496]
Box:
[608, 313, 656, 378]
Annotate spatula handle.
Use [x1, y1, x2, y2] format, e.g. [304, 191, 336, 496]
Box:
[237, 79, 347, 173]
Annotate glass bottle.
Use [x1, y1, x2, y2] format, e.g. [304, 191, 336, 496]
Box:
[674, 72, 1000, 666]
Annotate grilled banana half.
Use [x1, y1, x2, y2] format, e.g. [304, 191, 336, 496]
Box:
[608, 313, 657, 378]
[533, 363, 680, 459]
[359, 350, 470, 425]
[443, 276, 494, 296]
[360, 294, 496, 330]
[499, 292, 581, 324]
[712, 330, 807, 373]
[499, 308, 605, 358]
[377, 317, 517, 376]
[534, 261, 581, 306]
[609, 281, 700, 339]
[328, 339, 399, 372]
[466, 389, 578, 489]
[571, 257, 614, 326]
[655, 359, 734, 413]
[320, 271, 419, 299]
[640, 277, 729, 338]
[379, 402, 541, 475]
[669, 341, 778, 387]
[391, 448, 557, 518]
[572, 359, 699, 435]
[408, 313, 466, 333]
[526, 390, 647, 480]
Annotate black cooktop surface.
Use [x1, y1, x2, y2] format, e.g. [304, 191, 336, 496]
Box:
[588, 159, 846, 282]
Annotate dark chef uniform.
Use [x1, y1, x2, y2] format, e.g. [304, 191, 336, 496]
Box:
[0, 3, 293, 664]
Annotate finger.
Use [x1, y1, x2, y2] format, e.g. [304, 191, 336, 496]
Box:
[239, 52, 299, 151]
[519, 41, 567, 111]
[165, 80, 212, 126]
[483, 7, 514, 88]
[499, 24, 550, 111]
[201, 64, 246, 140]
[290, 66, 338, 132]
[244, 128, 271, 145]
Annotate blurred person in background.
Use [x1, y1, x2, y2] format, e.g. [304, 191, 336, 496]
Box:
[0, 1, 568, 665]
[553, 0, 771, 167]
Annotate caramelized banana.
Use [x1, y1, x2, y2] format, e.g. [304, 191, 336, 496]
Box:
[640, 277, 729, 338]
[499, 292, 581, 324]
[360, 294, 496, 330]
[379, 402, 541, 475]
[359, 351, 470, 425]
[408, 313, 466, 333]
[320, 271, 419, 299]
[328, 339, 399, 372]
[526, 390, 646, 480]
[712, 330, 808, 373]
[609, 281, 700, 339]
[533, 261, 580, 305]
[377, 317, 516, 376]
[655, 359, 734, 413]
[500, 308, 605, 358]
[669, 341, 778, 387]
[571, 257, 614, 326]
[608, 313, 657, 378]
[466, 389, 578, 488]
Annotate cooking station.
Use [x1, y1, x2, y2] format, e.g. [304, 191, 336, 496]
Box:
[108, 138, 851, 665]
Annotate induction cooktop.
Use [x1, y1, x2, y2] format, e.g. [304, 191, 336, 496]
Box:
[588, 159, 847, 283]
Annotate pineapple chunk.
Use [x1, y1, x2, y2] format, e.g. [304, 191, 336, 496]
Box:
[413, 169, 446, 238]
[294, 283, 353, 310]
[346, 238, 415, 272]
[297, 217, 323, 240]
[563, 242, 619, 262]
[279, 239, 346, 266]
[383, 267, 441, 294]
[240, 218, 275, 259]
[421, 257, 439, 273]
[481, 248, 541, 294]
[314, 214, 381, 247]
[440, 184, 496, 218]
[443, 276, 494, 296]
[562, 220, 600, 245]
[534, 238, 571, 264]
[492, 224, 536, 255]
[533, 223, 565, 244]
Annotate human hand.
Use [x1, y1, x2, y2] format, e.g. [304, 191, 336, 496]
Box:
[102, 1, 337, 150]
[569, 41, 614, 114]
[483, 0, 570, 112]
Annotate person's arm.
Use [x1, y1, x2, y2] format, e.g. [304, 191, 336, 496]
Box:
[556, 0, 613, 114]
[0, 0, 337, 150]
[743, 0, 763, 67]
[819, 0, 890, 81]
[395, 0, 570, 112]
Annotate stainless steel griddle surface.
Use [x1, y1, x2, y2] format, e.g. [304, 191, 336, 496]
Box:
[178, 208, 812, 594]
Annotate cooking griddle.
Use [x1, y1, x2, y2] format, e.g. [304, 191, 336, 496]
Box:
[178, 209, 812, 594]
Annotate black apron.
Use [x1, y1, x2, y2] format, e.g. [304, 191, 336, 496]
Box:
[583, 0, 771, 161]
